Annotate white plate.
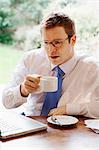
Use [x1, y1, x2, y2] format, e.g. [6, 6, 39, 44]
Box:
[47, 115, 78, 126]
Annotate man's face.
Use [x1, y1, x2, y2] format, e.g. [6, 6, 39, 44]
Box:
[42, 26, 76, 65]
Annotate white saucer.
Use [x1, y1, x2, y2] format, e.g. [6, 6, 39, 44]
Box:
[47, 115, 78, 126]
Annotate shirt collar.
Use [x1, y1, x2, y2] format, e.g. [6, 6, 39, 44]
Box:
[50, 53, 79, 77]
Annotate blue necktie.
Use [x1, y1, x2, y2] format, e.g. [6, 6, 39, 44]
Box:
[40, 66, 65, 116]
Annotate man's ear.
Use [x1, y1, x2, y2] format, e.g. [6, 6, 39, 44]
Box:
[71, 35, 76, 46]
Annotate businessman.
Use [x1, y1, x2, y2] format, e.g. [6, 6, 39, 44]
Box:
[2, 11, 99, 118]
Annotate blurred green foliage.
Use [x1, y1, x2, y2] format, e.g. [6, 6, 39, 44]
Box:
[0, 0, 99, 52]
[0, 10, 14, 44]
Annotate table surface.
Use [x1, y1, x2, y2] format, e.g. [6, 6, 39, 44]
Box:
[1, 116, 99, 150]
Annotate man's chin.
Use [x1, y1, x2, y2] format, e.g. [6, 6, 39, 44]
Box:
[50, 59, 60, 65]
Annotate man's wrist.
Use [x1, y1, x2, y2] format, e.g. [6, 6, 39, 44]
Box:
[20, 84, 29, 97]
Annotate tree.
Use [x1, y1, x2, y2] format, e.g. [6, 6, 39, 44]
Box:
[0, 10, 14, 44]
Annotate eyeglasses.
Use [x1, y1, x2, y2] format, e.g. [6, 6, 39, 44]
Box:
[44, 37, 69, 49]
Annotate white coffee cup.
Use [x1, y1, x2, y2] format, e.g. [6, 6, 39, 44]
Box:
[35, 76, 58, 93]
[40, 76, 58, 92]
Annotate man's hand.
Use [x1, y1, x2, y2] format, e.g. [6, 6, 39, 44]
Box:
[20, 74, 41, 97]
[48, 106, 66, 116]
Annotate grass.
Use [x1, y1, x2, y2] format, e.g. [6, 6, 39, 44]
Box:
[0, 45, 24, 84]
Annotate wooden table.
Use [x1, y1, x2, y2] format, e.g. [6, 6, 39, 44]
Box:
[1, 116, 99, 150]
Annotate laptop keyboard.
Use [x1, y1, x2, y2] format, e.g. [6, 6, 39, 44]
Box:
[0, 118, 20, 132]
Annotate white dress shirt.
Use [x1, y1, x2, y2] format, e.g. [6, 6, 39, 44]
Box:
[2, 48, 99, 118]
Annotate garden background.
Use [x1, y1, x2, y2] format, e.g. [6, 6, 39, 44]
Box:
[0, 0, 99, 84]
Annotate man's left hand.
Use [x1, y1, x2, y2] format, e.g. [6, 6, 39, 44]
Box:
[48, 106, 66, 116]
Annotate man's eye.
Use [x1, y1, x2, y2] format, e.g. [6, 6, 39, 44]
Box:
[44, 41, 48, 44]
[54, 41, 60, 44]
[54, 41, 62, 45]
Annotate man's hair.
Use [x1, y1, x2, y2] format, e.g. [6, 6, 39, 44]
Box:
[40, 11, 76, 39]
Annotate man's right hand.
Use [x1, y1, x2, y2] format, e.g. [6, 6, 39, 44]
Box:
[20, 74, 41, 97]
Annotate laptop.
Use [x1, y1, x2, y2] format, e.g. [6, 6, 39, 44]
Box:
[0, 111, 47, 140]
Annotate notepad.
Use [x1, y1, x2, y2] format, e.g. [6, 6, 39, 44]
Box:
[85, 119, 99, 133]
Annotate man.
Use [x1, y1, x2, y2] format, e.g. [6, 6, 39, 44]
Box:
[2, 11, 99, 118]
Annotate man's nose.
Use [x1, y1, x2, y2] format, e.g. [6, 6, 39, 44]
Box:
[48, 44, 57, 52]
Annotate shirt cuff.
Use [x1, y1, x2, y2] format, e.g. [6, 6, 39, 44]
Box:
[66, 103, 81, 115]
